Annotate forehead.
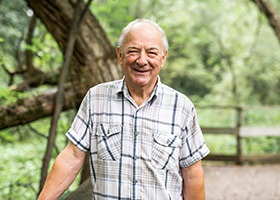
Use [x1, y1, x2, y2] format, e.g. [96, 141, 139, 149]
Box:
[123, 24, 163, 49]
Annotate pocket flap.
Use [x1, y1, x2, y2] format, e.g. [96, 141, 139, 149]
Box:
[96, 124, 122, 137]
[153, 132, 181, 147]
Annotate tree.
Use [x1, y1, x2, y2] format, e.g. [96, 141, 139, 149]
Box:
[0, 0, 122, 130]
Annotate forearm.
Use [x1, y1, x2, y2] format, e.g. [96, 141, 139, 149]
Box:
[182, 161, 205, 200]
[38, 144, 86, 200]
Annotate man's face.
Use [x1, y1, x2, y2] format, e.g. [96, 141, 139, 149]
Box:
[116, 24, 168, 90]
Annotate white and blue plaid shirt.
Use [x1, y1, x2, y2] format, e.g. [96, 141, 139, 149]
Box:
[66, 77, 210, 199]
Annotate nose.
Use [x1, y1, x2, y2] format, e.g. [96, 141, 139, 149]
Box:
[136, 51, 148, 67]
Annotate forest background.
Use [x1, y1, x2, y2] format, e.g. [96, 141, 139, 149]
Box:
[0, 0, 280, 199]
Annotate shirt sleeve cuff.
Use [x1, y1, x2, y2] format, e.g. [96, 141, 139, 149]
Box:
[179, 143, 210, 167]
[66, 128, 90, 152]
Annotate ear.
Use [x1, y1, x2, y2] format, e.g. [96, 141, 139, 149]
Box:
[116, 46, 123, 65]
[161, 50, 168, 68]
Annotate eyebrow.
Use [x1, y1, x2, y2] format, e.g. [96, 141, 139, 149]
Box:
[127, 46, 138, 50]
[127, 46, 160, 51]
[147, 47, 159, 51]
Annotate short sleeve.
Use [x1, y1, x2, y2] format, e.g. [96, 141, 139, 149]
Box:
[179, 107, 210, 167]
[66, 90, 91, 152]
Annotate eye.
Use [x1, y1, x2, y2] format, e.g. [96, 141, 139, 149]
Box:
[128, 50, 137, 53]
[127, 50, 139, 55]
[148, 52, 157, 55]
[147, 51, 158, 57]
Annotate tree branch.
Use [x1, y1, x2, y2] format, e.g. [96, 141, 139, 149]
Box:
[0, 82, 87, 130]
[251, 0, 280, 44]
[25, 14, 37, 73]
[39, 0, 93, 193]
[9, 73, 58, 91]
[27, 124, 60, 154]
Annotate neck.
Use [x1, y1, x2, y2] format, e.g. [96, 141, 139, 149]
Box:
[126, 83, 155, 107]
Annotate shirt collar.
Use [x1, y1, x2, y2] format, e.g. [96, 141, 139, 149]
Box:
[115, 76, 126, 94]
[115, 76, 162, 104]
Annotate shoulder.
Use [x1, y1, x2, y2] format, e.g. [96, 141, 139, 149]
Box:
[88, 79, 122, 95]
[160, 83, 194, 108]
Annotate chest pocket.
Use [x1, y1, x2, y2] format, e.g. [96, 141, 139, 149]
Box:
[95, 124, 122, 161]
[152, 131, 182, 171]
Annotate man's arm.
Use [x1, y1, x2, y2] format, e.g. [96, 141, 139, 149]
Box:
[38, 141, 87, 200]
[181, 160, 205, 200]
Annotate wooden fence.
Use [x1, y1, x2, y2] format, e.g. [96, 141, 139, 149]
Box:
[198, 106, 280, 164]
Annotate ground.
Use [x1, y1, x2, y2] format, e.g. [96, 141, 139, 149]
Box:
[204, 163, 280, 200]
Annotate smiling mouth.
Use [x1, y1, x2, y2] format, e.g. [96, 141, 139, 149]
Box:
[134, 68, 149, 73]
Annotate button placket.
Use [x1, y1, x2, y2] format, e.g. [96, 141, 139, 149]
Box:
[132, 108, 142, 200]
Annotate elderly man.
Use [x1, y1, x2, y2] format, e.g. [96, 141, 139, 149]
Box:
[38, 19, 210, 200]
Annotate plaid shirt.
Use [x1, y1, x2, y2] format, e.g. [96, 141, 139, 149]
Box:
[66, 77, 210, 200]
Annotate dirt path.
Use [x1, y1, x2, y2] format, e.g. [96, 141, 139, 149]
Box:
[204, 164, 280, 200]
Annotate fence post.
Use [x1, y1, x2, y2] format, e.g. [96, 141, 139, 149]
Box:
[236, 106, 243, 165]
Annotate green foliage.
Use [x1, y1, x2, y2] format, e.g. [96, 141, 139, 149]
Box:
[0, 141, 40, 199]
[242, 136, 280, 154]
[196, 107, 237, 127]
[2, 0, 280, 105]
[91, 0, 136, 45]
[0, 112, 78, 200]
[204, 135, 237, 155]
[0, 88, 18, 105]
[0, 132, 74, 200]
[92, 0, 280, 105]
[0, 88, 30, 106]
[243, 107, 280, 126]
[0, 85, 55, 107]
[30, 24, 62, 72]
[0, 0, 62, 88]
[0, 0, 29, 56]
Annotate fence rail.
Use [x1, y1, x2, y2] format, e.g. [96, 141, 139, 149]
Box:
[199, 106, 280, 164]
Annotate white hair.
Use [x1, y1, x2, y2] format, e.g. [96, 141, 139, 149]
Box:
[117, 19, 169, 52]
